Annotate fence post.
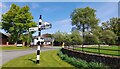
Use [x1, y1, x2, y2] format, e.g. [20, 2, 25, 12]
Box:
[73, 45, 74, 50]
[98, 43, 100, 55]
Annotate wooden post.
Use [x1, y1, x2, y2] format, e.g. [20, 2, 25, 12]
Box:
[14, 42, 17, 46]
[6, 42, 9, 46]
[23, 42, 25, 46]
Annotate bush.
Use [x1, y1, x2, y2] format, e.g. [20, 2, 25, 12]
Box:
[88, 62, 107, 69]
[57, 50, 108, 69]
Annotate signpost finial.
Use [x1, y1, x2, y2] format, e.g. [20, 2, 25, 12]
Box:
[40, 15, 42, 19]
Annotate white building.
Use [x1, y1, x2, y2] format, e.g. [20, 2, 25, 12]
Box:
[33, 36, 44, 45]
[32, 36, 54, 46]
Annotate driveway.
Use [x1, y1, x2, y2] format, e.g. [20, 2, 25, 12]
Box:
[0, 46, 61, 66]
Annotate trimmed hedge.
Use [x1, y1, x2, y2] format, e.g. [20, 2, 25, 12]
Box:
[57, 51, 109, 69]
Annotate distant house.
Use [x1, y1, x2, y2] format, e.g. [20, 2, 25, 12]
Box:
[0, 32, 9, 45]
[32, 36, 44, 45]
[32, 34, 54, 46]
[43, 37, 54, 46]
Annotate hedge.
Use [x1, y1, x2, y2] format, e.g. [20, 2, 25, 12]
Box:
[57, 50, 109, 69]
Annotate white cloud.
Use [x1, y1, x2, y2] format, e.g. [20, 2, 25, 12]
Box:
[31, 3, 39, 9]
[50, 18, 72, 34]
[42, 6, 62, 13]
[0, 3, 2, 8]
[1, 3, 10, 14]
[0, 14, 1, 22]
[0, 3, 7, 8]
[54, 18, 71, 25]
[43, 8, 50, 12]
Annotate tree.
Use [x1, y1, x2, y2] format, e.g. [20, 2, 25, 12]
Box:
[0, 22, 2, 29]
[20, 32, 32, 46]
[100, 30, 116, 45]
[44, 33, 53, 38]
[84, 32, 99, 44]
[1, 4, 37, 43]
[53, 31, 65, 45]
[102, 17, 120, 44]
[91, 26, 103, 44]
[64, 33, 72, 45]
[71, 7, 99, 45]
[71, 30, 83, 45]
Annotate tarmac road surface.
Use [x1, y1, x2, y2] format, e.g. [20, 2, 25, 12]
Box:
[0, 46, 61, 66]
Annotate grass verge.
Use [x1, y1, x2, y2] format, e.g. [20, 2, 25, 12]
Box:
[57, 50, 109, 69]
[0, 46, 31, 50]
[2, 50, 74, 68]
[75, 46, 120, 56]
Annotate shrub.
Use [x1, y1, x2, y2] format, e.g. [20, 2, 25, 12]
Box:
[88, 62, 107, 69]
[57, 50, 108, 69]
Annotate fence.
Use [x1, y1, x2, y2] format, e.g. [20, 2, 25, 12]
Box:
[64, 45, 120, 57]
[61, 48, 120, 69]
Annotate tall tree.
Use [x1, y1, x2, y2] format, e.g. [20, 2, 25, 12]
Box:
[71, 7, 99, 45]
[1, 4, 37, 43]
[102, 17, 120, 44]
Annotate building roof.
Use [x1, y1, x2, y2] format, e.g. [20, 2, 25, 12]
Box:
[0, 32, 9, 38]
[0, 32, 10, 37]
[44, 38, 54, 42]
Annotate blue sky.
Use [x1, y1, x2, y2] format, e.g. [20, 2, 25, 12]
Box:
[0, 2, 118, 36]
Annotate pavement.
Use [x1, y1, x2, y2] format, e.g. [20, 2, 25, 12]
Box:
[0, 46, 61, 66]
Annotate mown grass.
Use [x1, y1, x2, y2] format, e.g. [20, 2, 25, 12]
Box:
[0, 46, 31, 50]
[75, 46, 120, 56]
[2, 50, 74, 67]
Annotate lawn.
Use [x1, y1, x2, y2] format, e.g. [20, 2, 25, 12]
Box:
[2, 50, 74, 67]
[0, 46, 31, 50]
[75, 46, 120, 56]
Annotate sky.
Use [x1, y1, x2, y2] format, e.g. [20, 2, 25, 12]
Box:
[0, 2, 118, 36]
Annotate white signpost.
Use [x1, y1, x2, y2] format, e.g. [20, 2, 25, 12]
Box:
[29, 15, 52, 64]
[29, 22, 52, 31]
[29, 27, 38, 32]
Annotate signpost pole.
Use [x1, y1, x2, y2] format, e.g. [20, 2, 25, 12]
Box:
[36, 15, 42, 64]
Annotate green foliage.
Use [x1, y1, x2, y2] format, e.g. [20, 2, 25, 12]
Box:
[101, 30, 116, 44]
[53, 31, 65, 43]
[71, 30, 83, 45]
[64, 33, 72, 45]
[0, 22, 2, 29]
[71, 7, 99, 27]
[53, 31, 82, 45]
[71, 7, 99, 45]
[88, 62, 107, 69]
[57, 50, 108, 69]
[1, 4, 37, 43]
[84, 33, 99, 44]
[44, 33, 53, 38]
[20, 32, 32, 45]
[102, 17, 120, 44]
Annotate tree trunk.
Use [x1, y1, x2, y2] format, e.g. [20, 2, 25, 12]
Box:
[82, 24, 85, 51]
[22, 42, 25, 46]
[14, 42, 17, 46]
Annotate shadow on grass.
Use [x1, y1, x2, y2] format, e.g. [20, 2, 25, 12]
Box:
[27, 58, 36, 64]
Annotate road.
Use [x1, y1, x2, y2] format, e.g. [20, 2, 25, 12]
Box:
[0, 46, 61, 66]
